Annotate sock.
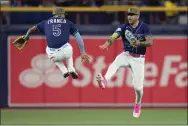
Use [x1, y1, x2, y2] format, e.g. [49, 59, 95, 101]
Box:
[135, 89, 143, 104]
[55, 62, 68, 75]
[66, 57, 75, 72]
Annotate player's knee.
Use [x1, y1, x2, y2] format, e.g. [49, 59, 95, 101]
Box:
[49, 55, 59, 62]
[50, 57, 57, 62]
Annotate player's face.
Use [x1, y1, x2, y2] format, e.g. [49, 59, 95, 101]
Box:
[127, 14, 139, 25]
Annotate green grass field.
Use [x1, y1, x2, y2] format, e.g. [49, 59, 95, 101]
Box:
[1, 108, 187, 125]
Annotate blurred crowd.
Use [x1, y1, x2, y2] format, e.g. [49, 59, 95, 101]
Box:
[1, 0, 187, 25]
[6, 0, 188, 7]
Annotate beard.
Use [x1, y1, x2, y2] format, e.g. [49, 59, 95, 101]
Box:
[128, 19, 138, 25]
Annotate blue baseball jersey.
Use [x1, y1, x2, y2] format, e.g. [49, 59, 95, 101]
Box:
[116, 21, 152, 55]
[36, 16, 78, 48]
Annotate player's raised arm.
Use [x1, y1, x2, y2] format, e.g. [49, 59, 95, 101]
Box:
[23, 26, 37, 40]
[99, 30, 121, 50]
[13, 21, 44, 51]
[24, 20, 45, 40]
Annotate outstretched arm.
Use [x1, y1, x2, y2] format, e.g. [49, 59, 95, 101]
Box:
[24, 26, 38, 40]
[24, 20, 46, 39]
[106, 32, 120, 46]
[13, 25, 38, 51]
[99, 32, 120, 50]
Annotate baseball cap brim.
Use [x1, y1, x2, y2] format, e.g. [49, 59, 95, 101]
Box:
[127, 13, 139, 15]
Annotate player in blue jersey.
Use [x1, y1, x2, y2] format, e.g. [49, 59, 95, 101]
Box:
[96, 7, 153, 118]
[23, 7, 90, 79]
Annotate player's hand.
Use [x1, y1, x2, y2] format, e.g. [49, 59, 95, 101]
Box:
[99, 42, 110, 51]
[81, 52, 90, 63]
[132, 40, 141, 48]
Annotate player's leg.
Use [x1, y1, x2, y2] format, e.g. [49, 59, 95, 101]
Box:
[54, 62, 69, 78]
[63, 43, 78, 79]
[130, 57, 145, 118]
[97, 52, 130, 89]
[46, 46, 69, 78]
[66, 56, 78, 79]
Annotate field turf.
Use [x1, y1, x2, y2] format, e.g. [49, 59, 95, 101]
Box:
[1, 108, 187, 125]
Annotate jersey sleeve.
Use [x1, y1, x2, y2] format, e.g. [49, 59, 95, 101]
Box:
[70, 22, 79, 35]
[115, 25, 125, 37]
[36, 20, 46, 33]
[143, 24, 152, 37]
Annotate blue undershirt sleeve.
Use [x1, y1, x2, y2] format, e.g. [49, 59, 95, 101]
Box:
[74, 32, 85, 53]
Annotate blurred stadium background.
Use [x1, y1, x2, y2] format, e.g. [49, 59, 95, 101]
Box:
[0, 0, 187, 125]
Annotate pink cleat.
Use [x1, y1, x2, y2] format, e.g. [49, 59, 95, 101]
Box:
[96, 73, 107, 89]
[133, 104, 141, 118]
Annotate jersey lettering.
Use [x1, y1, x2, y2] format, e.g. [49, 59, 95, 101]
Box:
[48, 19, 66, 24]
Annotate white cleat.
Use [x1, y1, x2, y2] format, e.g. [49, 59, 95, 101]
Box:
[133, 104, 141, 118]
[96, 73, 107, 89]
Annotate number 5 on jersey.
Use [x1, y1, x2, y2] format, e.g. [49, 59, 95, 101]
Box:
[53, 24, 61, 37]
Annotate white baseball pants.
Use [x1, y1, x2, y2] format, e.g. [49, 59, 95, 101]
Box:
[46, 43, 75, 74]
[105, 51, 145, 90]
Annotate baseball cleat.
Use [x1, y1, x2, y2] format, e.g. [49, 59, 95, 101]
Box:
[70, 71, 78, 79]
[96, 73, 107, 89]
[133, 103, 141, 118]
[63, 72, 70, 78]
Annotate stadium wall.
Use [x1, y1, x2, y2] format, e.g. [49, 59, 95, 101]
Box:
[0, 26, 187, 108]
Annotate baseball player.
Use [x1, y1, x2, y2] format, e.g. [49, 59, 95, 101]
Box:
[96, 7, 152, 118]
[22, 7, 90, 79]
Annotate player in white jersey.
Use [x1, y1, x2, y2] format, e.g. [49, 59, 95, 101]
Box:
[96, 7, 153, 118]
